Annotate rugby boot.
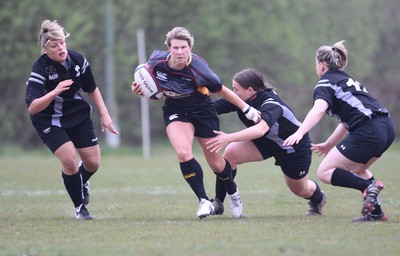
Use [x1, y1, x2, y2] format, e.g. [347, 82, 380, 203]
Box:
[352, 212, 388, 222]
[306, 190, 327, 215]
[361, 181, 384, 215]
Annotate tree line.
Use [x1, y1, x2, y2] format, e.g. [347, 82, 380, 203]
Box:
[0, 0, 398, 149]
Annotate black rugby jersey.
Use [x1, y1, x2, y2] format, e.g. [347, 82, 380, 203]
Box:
[314, 69, 389, 131]
[25, 50, 97, 129]
[215, 89, 309, 154]
[147, 50, 222, 111]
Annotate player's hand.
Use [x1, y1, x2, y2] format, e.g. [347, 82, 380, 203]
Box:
[206, 130, 231, 153]
[52, 79, 73, 97]
[311, 142, 331, 156]
[283, 131, 304, 146]
[100, 113, 119, 135]
[131, 81, 144, 96]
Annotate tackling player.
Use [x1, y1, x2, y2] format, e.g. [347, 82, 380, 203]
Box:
[206, 68, 327, 216]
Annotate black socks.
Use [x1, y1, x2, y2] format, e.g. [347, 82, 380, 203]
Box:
[179, 158, 237, 201]
[180, 158, 208, 200]
[79, 163, 95, 185]
[332, 169, 383, 215]
[62, 171, 83, 208]
[214, 159, 237, 195]
[331, 168, 371, 192]
[307, 181, 323, 204]
[215, 168, 237, 203]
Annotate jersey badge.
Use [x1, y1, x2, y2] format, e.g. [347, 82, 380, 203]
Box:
[197, 86, 210, 96]
[156, 71, 167, 82]
[46, 66, 58, 80]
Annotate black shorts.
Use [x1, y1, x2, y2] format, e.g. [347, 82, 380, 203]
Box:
[35, 119, 98, 153]
[162, 105, 219, 138]
[253, 137, 312, 180]
[337, 116, 395, 164]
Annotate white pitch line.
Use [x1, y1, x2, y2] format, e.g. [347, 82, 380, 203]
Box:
[0, 187, 186, 197]
[1, 187, 270, 197]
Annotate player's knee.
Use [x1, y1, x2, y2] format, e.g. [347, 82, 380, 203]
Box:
[82, 158, 100, 172]
[208, 163, 221, 173]
[316, 169, 331, 184]
[61, 159, 79, 175]
[293, 189, 309, 198]
[222, 151, 238, 166]
[86, 163, 100, 172]
[175, 149, 193, 162]
[287, 182, 310, 198]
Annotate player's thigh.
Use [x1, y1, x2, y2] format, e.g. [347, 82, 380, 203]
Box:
[166, 121, 195, 161]
[224, 141, 263, 166]
[318, 147, 364, 174]
[197, 137, 224, 172]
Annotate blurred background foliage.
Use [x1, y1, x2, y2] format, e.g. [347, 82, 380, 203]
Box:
[0, 0, 398, 150]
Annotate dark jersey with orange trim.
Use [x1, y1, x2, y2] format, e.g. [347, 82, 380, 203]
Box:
[147, 50, 222, 111]
[25, 50, 97, 130]
[314, 69, 389, 131]
[215, 89, 310, 154]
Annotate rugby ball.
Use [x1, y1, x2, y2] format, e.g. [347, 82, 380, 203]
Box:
[134, 64, 163, 100]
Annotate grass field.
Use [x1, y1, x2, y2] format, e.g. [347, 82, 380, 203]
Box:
[1, 142, 399, 256]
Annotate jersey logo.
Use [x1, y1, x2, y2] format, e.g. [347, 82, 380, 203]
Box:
[340, 144, 346, 151]
[75, 65, 81, 77]
[46, 66, 58, 80]
[43, 127, 51, 134]
[169, 114, 178, 121]
[156, 71, 167, 82]
[299, 170, 306, 177]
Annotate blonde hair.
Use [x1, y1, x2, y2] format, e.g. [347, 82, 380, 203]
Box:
[316, 40, 348, 70]
[38, 20, 70, 54]
[164, 27, 194, 48]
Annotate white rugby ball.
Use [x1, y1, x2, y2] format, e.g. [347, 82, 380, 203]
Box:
[134, 64, 163, 100]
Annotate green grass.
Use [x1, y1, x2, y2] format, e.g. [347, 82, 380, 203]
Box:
[1, 143, 400, 256]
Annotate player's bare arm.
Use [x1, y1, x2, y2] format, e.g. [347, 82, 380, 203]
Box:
[28, 79, 73, 114]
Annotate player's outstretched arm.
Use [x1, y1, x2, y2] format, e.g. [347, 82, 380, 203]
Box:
[283, 99, 328, 146]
